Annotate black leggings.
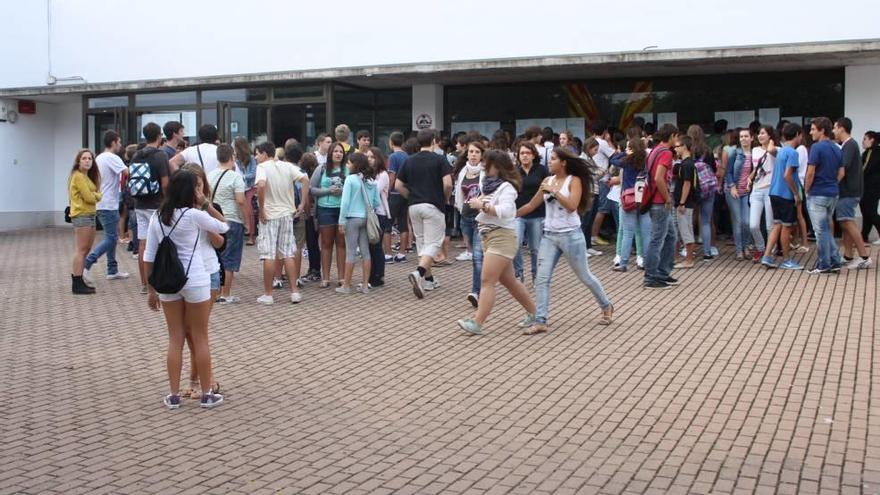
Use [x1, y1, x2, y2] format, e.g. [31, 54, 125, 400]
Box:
[861, 191, 880, 241]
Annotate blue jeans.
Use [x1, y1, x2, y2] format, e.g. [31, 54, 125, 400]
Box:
[459, 215, 483, 294]
[700, 195, 714, 254]
[807, 195, 842, 270]
[85, 209, 120, 274]
[644, 205, 676, 283]
[513, 216, 543, 281]
[725, 188, 750, 254]
[619, 207, 652, 267]
[535, 229, 611, 324]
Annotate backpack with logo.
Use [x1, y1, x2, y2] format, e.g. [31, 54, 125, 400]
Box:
[127, 149, 161, 197]
[694, 157, 717, 198]
[148, 209, 199, 294]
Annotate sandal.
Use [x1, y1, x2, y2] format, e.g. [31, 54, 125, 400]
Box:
[319, 280, 330, 288]
[599, 305, 614, 325]
[523, 323, 548, 335]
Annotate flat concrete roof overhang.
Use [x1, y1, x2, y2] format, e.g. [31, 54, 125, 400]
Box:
[2, 39, 879, 99]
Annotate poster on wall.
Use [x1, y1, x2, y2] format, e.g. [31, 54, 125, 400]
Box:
[782, 116, 803, 127]
[758, 108, 780, 126]
[635, 112, 654, 124]
[714, 111, 735, 127]
[733, 110, 756, 129]
[656, 112, 677, 127]
[515, 118, 586, 141]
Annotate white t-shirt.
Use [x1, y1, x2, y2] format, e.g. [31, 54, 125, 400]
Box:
[752, 147, 775, 190]
[180, 144, 219, 174]
[95, 151, 127, 210]
[143, 208, 229, 289]
[593, 137, 615, 174]
[255, 160, 307, 220]
[315, 151, 328, 167]
[796, 145, 809, 184]
[374, 171, 390, 217]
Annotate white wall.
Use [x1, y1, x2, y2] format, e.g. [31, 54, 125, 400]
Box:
[0, 96, 81, 230]
[2, 0, 880, 89]
[844, 64, 880, 140]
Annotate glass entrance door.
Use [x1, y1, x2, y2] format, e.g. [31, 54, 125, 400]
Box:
[217, 101, 270, 145]
[86, 107, 128, 153]
[271, 103, 326, 150]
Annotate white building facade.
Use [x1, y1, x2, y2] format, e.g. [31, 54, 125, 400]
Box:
[1, 0, 879, 230]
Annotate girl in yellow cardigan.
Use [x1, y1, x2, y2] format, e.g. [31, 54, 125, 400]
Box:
[68, 149, 102, 294]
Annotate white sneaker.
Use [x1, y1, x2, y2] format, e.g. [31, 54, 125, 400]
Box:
[106, 271, 130, 280]
[272, 278, 283, 289]
[290, 292, 302, 304]
[636, 256, 644, 269]
[679, 247, 687, 257]
[587, 248, 603, 257]
[456, 251, 473, 261]
[612, 255, 621, 265]
[846, 257, 872, 270]
[408, 271, 425, 299]
[873, 239, 880, 246]
[82, 267, 95, 288]
[256, 294, 274, 305]
[424, 278, 440, 291]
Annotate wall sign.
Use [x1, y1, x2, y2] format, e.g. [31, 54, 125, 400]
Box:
[416, 113, 433, 129]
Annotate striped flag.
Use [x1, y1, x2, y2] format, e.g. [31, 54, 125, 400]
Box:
[618, 81, 653, 130]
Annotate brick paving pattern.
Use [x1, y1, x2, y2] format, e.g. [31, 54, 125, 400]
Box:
[1, 227, 878, 494]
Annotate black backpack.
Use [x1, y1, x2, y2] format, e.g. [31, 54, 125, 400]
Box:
[148, 209, 199, 294]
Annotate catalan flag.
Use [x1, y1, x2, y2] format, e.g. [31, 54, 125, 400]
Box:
[618, 81, 653, 130]
[564, 83, 600, 129]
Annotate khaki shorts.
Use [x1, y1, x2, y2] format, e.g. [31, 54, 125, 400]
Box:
[481, 227, 518, 259]
[408, 203, 445, 258]
[258, 215, 297, 260]
[293, 218, 306, 251]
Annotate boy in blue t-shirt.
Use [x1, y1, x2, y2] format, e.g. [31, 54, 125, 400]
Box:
[761, 123, 804, 270]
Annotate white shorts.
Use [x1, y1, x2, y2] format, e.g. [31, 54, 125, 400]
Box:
[157, 285, 211, 303]
[136, 209, 156, 240]
[408, 203, 445, 258]
[258, 215, 297, 260]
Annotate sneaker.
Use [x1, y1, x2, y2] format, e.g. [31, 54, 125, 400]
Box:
[612, 255, 621, 265]
[296, 278, 304, 289]
[306, 272, 322, 282]
[873, 239, 880, 246]
[760, 256, 778, 269]
[679, 247, 687, 257]
[163, 394, 181, 410]
[457, 318, 483, 335]
[830, 263, 842, 273]
[82, 268, 95, 288]
[644, 280, 671, 290]
[673, 262, 694, 269]
[335, 286, 353, 294]
[394, 254, 407, 263]
[467, 292, 479, 308]
[703, 255, 715, 261]
[524, 323, 548, 335]
[636, 256, 644, 269]
[408, 271, 424, 299]
[592, 236, 609, 246]
[384, 254, 394, 263]
[290, 292, 302, 303]
[846, 257, 872, 270]
[272, 278, 283, 289]
[808, 267, 832, 275]
[517, 313, 537, 328]
[587, 248, 603, 257]
[132, 253, 139, 259]
[709, 247, 720, 257]
[779, 259, 804, 270]
[356, 283, 373, 290]
[140, 285, 148, 295]
[456, 251, 473, 261]
[106, 271, 130, 280]
[611, 264, 628, 272]
[752, 251, 762, 263]
[256, 294, 274, 305]
[215, 296, 230, 305]
[735, 252, 745, 261]
[796, 245, 810, 254]
[424, 278, 439, 291]
[200, 392, 224, 409]
[661, 276, 680, 286]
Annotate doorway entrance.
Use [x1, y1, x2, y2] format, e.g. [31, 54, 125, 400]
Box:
[271, 103, 326, 148]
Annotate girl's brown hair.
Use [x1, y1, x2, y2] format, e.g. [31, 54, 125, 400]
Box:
[483, 149, 521, 191]
[179, 162, 211, 199]
[233, 136, 252, 166]
[551, 146, 595, 215]
[453, 140, 486, 178]
[70, 148, 101, 187]
[516, 141, 541, 168]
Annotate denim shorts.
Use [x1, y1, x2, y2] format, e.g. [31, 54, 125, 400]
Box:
[836, 196, 859, 221]
[220, 221, 244, 272]
[210, 271, 221, 291]
[316, 206, 340, 227]
[71, 214, 96, 228]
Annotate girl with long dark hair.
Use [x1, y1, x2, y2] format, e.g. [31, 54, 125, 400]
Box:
[366, 146, 390, 286]
[517, 147, 614, 333]
[513, 141, 548, 283]
[453, 141, 486, 306]
[233, 137, 258, 246]
[68, 149, 102, 294]
[749, 125, 777, 262]
[144, 170, 229, 409]
[336, 153, 380, 293]
[457, 150, 536, 335]
[310, 141, 348, 287]
[725, 128, 755, 260]
[615, 138, 651, 272]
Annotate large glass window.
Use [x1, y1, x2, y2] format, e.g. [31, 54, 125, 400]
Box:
[136, 110, 197, 142]
[135, 91, 197, 107]
[88, 96, 128, 109]
[274, 85, 324, 100]
[202, 88, 267, 104]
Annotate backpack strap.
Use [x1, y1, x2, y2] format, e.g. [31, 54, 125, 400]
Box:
[184, 228, 199, 277]
[211, 169, 230, 202]
[196, 145, 205, 168]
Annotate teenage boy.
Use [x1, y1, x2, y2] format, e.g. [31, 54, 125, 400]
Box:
[335, 124, 353, 153]
[131, 123, 171, 293]
[673, 135, 698, 269]
[170, 124, 220, 174]
[254, 141, 311, 305]
[83, 130, 130, 284]
[209, 144, 247, 304]
[589, 121, 616, 246]
[387, 131, 410, 262]
[643, 124, 680, 289]
[833, 117, 872, 269]
[355, 130, 371, 153]
[804, 117, 845, 274]
[161, 121, 185, 160]
[761, 123, 805, 270]
[395, 129, 453, 299]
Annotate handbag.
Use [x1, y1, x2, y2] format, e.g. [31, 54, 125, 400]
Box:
[358, 175, 381, 244]
[622, 188, 637, 212]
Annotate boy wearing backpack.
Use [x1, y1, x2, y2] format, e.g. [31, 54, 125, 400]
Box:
[761, 123, 805, 270]
[673, 135, 699, 269]
[129, 123, 171, 294]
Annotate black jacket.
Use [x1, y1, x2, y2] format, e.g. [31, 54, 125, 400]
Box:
[864, 145, 880, 191]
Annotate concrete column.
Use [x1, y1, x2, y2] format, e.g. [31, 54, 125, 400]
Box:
[412, 84, 443, 131]
[845, 64, 880, 140]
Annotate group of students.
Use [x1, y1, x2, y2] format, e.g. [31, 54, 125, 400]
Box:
[65, 114, 879, 408]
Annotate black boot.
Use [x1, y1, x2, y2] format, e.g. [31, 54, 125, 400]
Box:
[72, 275, 95, 294]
